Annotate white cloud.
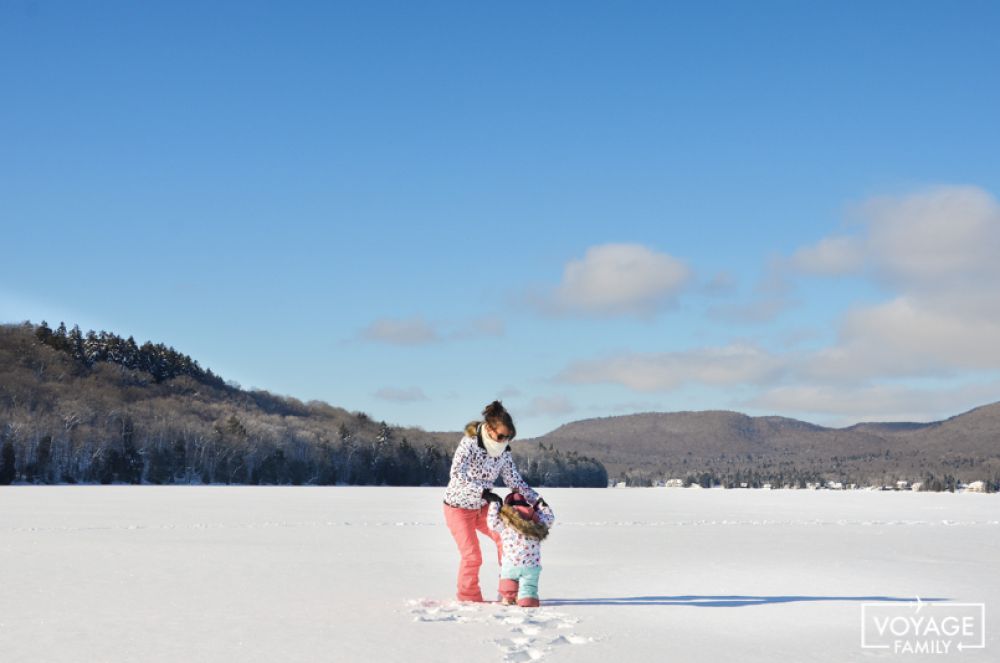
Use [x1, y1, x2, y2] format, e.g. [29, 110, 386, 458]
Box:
[707, 296, 795, 324]
[373, 386, 430, 402]
[360, 317, 439, 346]
[744, 381, 1000, 425]
[789, 236, 865, 275]
[862, 185, 1000, 289]
[521, 395, 577, 418]
[701, 271, 738, 296]
[707, 257, 797, 324]
[556, 344, 785, 392]
[586, 400, 662, 414]
[542, 186, 1000, 424]
[804, 296, 1000, 381]
[536, 243, 691, 319]
[448, 315, 505, 340]
[790, 185, 1000, 289]
[792, 186, 1000, 381]
[360, 314, 506, 346]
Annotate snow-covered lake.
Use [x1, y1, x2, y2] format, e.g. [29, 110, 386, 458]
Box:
[1, 486, 997, 662]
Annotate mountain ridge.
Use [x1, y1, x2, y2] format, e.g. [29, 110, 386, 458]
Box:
[3, 319, 996, 489]
[522, 402, 1000, 487]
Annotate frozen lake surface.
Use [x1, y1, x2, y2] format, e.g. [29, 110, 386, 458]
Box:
[1, 486, 998, 662]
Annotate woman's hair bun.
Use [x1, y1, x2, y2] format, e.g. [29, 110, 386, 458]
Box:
[483, 400, 506, 419]
[482, 400, 516, 440]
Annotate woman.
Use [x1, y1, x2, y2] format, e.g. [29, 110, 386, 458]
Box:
[442, 400, 540, 603]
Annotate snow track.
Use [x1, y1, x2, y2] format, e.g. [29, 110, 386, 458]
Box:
[406, 599, 596, 662]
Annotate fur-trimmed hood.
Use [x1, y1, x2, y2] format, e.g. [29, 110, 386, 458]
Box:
[498, 504, 550, 541]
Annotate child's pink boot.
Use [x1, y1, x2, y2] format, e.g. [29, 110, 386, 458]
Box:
[499, 578, 519, 605]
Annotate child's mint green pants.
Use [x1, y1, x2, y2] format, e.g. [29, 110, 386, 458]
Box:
[499, 564, 541, 600]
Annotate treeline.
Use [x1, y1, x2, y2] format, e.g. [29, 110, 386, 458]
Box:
[616, 467, 1000, 492]
[517, 443, 608, 488]
[617, 467, 826, 489]
[0, 322, 608, 487]
[0, 413, 453, 487]
[915, 472, 1000, 492]
[34, 321, 226, 387]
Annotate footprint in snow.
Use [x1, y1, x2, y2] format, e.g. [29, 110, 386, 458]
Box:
[491, 605, 594, 662]
[406, 598, 482, 623]
[405, 599, 597, 661]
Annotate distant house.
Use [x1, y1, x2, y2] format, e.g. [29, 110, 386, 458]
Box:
[910, 482, 923, 491]
[896, 480, 909, 490]
[965, 480, 986, 493]
[665, 478, 684, 488]
[828, 481, 843, 490]
[762, 483, 772, 490]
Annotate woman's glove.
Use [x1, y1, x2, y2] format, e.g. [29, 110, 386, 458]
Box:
[482, 489, 503, 505]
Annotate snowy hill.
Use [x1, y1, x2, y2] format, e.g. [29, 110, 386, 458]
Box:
[526, 404, 1000, 487]
[0, 322, 605, 487]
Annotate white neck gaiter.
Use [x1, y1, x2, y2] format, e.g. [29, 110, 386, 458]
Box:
[480, 423, 508, 458]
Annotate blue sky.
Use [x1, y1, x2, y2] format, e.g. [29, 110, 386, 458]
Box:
[3, 1, 999, 437]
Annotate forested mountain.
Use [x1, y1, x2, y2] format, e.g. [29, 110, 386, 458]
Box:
[11, 319, 994, 492]
[0, 322, 607, 487]
[528, 406, 1000, 490]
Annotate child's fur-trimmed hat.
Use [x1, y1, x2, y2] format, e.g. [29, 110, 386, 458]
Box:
[500, 492, 549, 541]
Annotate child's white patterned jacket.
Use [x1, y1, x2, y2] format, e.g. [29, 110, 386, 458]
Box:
[487, 501, 555, 567]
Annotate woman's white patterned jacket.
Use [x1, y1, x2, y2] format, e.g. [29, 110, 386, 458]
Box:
[442, 423, 539, 510]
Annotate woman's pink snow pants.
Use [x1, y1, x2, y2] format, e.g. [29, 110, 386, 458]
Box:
[443, 502, 503, 602]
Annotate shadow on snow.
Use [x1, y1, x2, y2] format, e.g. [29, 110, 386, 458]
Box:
[543, 595, 950, 608]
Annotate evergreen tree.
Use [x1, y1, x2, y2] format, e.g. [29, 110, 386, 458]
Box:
[0, 440, 16, 484]
[124, 336, 140, 370]
[67, 325, 86, 363]
[35, 320, 52, 344]
[30, 435, 53, 483]
[84, 330, 104, 365]
[146, 443, 176, 485]
[119, 417, 143, 483]
[371, 422, 394, 484]
[53, 321, 69, 352]
[316, 442, 338, 485]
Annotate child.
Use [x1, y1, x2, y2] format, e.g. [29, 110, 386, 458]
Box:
[484, 490, 554, 608]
